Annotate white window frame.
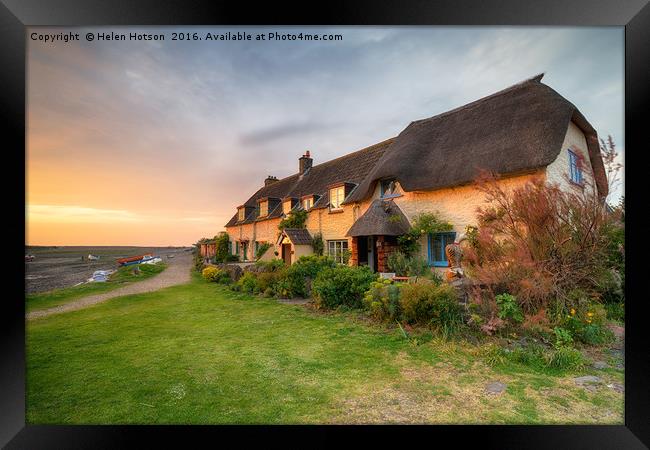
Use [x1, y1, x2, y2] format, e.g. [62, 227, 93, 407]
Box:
[328, 240, 349, 264]
[238, 208, 245, 221]
[302, 197, 313, 210]
[330, 186, 345, 210]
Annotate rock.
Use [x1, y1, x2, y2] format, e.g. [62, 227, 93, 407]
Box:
[573, 375, 601, 385]
[485, 381, 507, 395]
[593, 361, 609, 370]
[217, 264, 243, 281]
[607, 383, 624, 393]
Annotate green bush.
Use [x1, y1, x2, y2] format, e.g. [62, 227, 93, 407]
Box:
[579, 323, 615, 346]
[255, 259, 286, 272]
[553, 327, 574, 348]
[495, 293, 524, 323]
[399, 282, 463, 335]
[214, 232, 231, 263]
[312, 265, 378, 309]
[363, 279, 401, 321]
[386, 251, 430, 277]
[285, 255, 337, 298]
[201, 266, 230, 283]
[237, 272, 260, 294]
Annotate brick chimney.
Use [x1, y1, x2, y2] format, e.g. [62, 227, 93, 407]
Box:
[299, 150, 313, 174]
[264, 175, 278, 186]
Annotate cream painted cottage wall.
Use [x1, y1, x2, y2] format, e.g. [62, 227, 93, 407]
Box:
[545, 121, 596, 196]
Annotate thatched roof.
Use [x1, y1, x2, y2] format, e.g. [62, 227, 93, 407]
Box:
[278, 228, 312, 245]
[345, 74, 608, 203]
[225, 139, 393, 227]
[346, 200, 411, 237]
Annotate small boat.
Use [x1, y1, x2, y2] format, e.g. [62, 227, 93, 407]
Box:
[25, 254, 35, 262]
[87, 270, 114, 282]
[116, 254, 153, 266]
[88, 254, 100, 261]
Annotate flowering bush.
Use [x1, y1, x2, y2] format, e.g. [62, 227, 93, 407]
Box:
[363, 279, 401, 321]
[202, 266, 230, 283]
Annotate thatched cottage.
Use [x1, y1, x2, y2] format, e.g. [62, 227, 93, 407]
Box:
[224, 74, 608, 272]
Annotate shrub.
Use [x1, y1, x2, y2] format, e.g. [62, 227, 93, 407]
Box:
[224, 254, 240, 262]
[255, 270, 287, 295]
[363, 279, 401, 321]
[237, 272, 260, 294]
[399, 282, 463, 335]
[192, 249, 205, 273]
[386, 251, 430, 277]
[580, 323, 615, 346]
[255, 242, 272, 260]
[553, 327, 574, 348]
[495, 293, 524, 323]
[214, 232, 231, 263]
[254, 259, 286, 272]
[397, 212, 453, 256]
[202, 266, 230, 283]
[465, 174, 623, 315]
[312, 265, 377, 309]
[285, 255, 337, 298]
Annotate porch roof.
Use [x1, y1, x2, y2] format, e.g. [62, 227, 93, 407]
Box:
[277, 228, 313, 246]
[345, 199, 411, 237]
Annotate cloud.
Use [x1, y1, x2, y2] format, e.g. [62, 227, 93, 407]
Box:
[26, 26, 624, 244]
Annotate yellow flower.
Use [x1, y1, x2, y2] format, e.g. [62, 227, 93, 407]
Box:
[587, 312, 594, 317]
[570, 309, 576, 315]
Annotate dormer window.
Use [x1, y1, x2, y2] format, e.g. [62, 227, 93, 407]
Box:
[238, 208, 245, 221]
[302, 196, 313, 211]
[380, 179, 397, 198]
[330, 186, 345, 210]
[259, 200, 268, 217]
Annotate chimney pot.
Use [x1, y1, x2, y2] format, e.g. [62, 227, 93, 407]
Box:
[264, 175, 278, 186]
[299, 151, 313, 174]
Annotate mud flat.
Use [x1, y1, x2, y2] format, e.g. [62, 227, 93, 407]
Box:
[25, 246, 192, 294]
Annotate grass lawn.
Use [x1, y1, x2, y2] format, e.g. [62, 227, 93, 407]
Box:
[26, 263, 167, 313]
[26, 274, 624, 424]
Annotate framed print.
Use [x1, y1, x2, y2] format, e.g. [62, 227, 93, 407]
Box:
[2, 0, 648, 447]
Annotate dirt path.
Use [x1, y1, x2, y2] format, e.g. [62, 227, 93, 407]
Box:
[27, 254, 192, 320]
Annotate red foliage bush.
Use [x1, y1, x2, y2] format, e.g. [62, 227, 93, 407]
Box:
[464, 172, 614, 316]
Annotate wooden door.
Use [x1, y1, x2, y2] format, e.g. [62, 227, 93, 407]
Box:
[282, 243, 292, 265]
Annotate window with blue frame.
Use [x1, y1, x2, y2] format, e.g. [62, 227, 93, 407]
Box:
[568, 149, 583, 184]
[427, 232, 456, 267]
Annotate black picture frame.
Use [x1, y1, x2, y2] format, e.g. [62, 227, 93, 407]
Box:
[2, 0, 648, 447]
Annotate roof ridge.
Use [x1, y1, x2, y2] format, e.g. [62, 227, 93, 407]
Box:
[410, 73, 546, 127]
[265, 137, 395, 187]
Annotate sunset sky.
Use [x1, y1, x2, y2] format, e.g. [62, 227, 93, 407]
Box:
[27, 26, 624, 246]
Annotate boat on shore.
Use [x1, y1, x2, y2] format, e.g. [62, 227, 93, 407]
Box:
[116, 253, 153, 266]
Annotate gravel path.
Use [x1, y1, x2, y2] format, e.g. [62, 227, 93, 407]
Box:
[27, 254, 192, 320]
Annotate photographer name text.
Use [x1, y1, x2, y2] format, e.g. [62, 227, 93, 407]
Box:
[31, 31, 343, 43]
